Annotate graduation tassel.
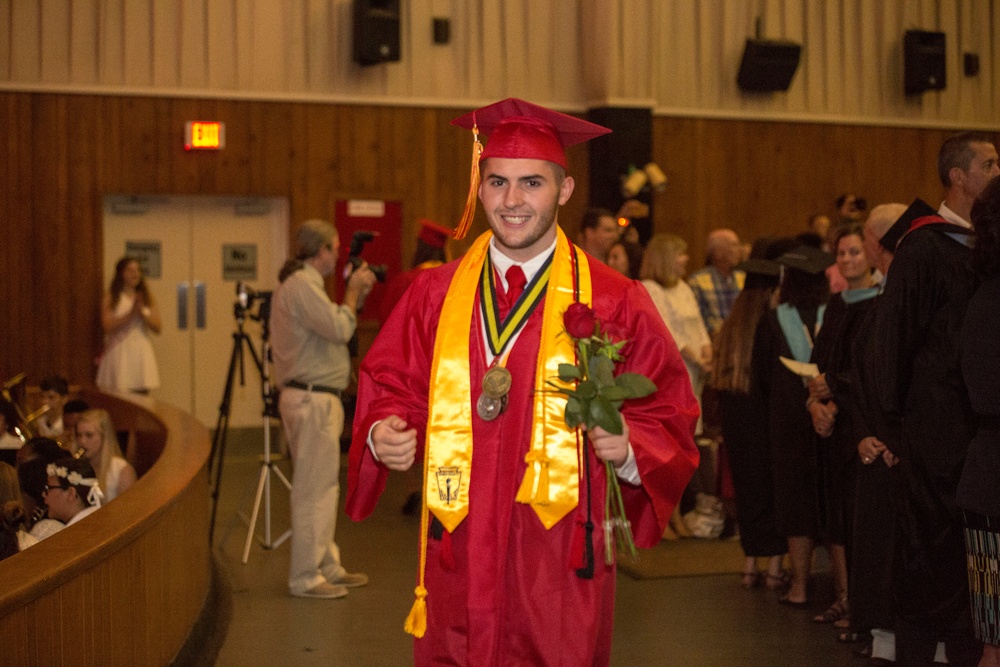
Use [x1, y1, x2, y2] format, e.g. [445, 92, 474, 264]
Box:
[453, 122, 482, 241]
[404, 585, 428, 638]
[535, 455, 550, 504]
[569, 515, 587, 570]
[515, 451, 538, 503]
[577, 520, 595, 580]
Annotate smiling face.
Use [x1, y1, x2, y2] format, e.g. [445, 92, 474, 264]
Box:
[836, 233, 872, 287]
[478, 157, 575, 262]
[76, 417, 104, 462]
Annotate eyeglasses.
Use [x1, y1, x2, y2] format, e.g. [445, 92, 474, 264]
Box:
[43, 482, 70, 493]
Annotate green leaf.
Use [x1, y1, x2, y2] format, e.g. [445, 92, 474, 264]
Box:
[615, 373, 657, 398]
[589, 396, 624, 434]
[590, 355, 615, 387]
[565, 396, 584, 429]
[557, 363, 581, 381]
[598, 385, 629, 402]
[576, 380, 597, 400]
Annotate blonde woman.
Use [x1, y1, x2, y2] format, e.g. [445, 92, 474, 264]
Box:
[96, 257, 161, 394]
[640, 234, 712, 432]
[640, 234, 713, 539]
[76, 409, 136, 502]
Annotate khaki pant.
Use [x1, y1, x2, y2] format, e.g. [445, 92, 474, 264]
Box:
[279, 387, 347, 595]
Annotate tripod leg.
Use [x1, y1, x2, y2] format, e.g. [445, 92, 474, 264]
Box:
[209, 331, 245, 545]
[242, 462, 270, 564]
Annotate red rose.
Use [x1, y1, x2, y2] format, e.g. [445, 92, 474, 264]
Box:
[564, 303, 597, 339]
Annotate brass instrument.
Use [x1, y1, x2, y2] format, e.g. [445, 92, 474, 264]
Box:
[2, 372, 35, 441]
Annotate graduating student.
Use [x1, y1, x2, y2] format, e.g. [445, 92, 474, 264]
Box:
[346, 98, 699, 666]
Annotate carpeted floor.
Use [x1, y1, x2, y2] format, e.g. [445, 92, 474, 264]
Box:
[616, 537, 747, 579]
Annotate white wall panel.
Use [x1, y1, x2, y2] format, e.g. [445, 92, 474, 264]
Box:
[0, 0, 996, 128]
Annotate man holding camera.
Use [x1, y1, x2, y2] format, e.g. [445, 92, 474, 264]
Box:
[270, 218, 377, 599]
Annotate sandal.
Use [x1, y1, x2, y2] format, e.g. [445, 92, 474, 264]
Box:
[740, 571, 761, 589]
[764, 571, 790, 591]
[812, 598, 849, 624]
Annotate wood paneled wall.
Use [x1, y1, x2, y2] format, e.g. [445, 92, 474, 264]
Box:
[0, 89, 994, 387]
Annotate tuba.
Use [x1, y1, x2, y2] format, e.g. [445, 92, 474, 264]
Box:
[2, 372, 52, 443]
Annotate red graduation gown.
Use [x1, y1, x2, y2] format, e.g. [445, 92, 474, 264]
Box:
[347, 253, 699, 666]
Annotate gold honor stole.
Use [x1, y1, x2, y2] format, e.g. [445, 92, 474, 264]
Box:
[424, 226, 591, 530]
[406, 227, 591, 637]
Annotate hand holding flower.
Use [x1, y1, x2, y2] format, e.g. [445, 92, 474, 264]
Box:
[586, 423, 630, 468]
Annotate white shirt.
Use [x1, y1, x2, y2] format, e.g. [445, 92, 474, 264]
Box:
[938, 201, 972, 229]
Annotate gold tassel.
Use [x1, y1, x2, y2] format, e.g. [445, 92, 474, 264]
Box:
[536, 455, 550, 504]
[454, 124, 482, 241]
[404, 585, 428, 638]
[515, 451, 538, 503]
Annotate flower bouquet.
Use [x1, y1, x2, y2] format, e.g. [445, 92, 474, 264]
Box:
[551, 303, 657, 564]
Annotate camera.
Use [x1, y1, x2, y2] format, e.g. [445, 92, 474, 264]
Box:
[346, 230, 388, 282]
[235, 281, 273, 323]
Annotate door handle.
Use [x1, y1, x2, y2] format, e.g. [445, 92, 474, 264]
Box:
[195, 281, 206, 329]
[177, 282, 189, 330]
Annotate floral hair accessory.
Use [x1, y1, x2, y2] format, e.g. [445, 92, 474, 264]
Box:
[47, 463, 105, 507]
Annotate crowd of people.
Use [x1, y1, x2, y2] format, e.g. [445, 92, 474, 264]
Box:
[0, 375, 137, 563]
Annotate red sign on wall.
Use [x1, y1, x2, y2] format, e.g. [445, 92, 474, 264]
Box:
[333, 199, 402, 319]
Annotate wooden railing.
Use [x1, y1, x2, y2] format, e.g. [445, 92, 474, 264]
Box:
[0, 389, 213, 666]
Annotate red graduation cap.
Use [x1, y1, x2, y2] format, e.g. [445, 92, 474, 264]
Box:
[451, 98, 611, 169]
[449, 98, 612, 239]
[416, 218, 452, 247]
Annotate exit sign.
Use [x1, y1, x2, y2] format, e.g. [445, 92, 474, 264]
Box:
[184, 121, 225, 150]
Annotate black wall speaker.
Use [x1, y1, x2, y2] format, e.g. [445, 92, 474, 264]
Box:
[904, 30, 946, 95]
[353, 0, 400, 66]
[737, 39, 802, 92]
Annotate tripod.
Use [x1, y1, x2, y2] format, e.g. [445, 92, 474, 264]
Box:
[209, 297, 291, 564]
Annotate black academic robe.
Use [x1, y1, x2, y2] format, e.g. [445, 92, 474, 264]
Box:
[839, 294, 899, 631]
[810, 291, 878, 546]
[751, 305, 822, 538]
[874, 223, 977, 634]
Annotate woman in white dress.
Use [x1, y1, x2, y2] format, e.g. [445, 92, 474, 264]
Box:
[640, 234, 714, 538]
[96, 257, 161, 394]
[76, 409, 136, 503]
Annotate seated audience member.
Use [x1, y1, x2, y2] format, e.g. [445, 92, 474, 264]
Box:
[607, 240, 644, 279]
[76, 409, 136, 502]
[42, 457, 104, 530]
[1, 461, 38, 560]
[0, 400, 22, 466]
[16, 437, 73, 541]
[36, 375, 69, 438]
[60, 398, 90, 454]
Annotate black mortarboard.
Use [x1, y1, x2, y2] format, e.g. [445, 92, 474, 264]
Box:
[879, 198, 941, 252]
[736, 258, 781, 277]
[777, 245, 834, 274]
